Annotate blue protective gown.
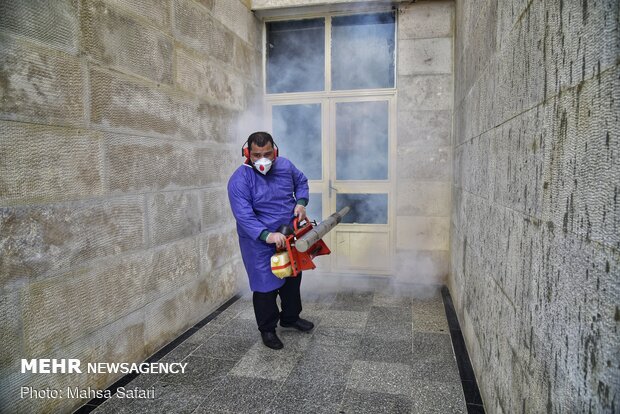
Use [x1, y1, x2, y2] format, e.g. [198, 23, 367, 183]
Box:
[227, 157, 309, 292]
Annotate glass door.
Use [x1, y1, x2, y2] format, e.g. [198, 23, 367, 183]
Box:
[268, 95, 395, 275]
[328, 97, 394, 274]
[265, 10, 397, 275]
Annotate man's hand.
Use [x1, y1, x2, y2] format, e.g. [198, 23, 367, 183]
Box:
[294, 204, 307, 221]
[266, 232, 287, 249]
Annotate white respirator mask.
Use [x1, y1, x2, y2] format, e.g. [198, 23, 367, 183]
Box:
[253, 157, 272, 175]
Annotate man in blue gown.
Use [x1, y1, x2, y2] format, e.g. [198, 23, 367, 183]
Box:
[227, 131, 314, 349]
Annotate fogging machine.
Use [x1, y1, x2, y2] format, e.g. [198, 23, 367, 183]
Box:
[271, 206, 350, 278]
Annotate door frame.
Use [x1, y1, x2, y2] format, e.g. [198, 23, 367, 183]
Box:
[265, 93, 396, 275]
[263, 10, 398, 276]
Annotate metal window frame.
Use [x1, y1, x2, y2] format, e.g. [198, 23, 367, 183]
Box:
[262, 9, 398, 97]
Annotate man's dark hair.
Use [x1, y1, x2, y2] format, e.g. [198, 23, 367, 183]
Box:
[247, 132, 275, 151]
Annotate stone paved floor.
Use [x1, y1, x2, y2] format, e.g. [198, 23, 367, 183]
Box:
[93, 277, 467, 413]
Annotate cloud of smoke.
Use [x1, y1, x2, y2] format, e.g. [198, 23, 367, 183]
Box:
[335, 101, 389, 181]
[391, 251, 445, 298]
[234, 103, 267, 144]
[266, 18, 325, 94]
[272, 103, 322, 180]
[331, 12, 395, 90]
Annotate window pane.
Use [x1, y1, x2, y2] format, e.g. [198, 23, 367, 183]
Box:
[273, 104, 322, 180]
[336, 101, 388, 180]
[336, 193, 388, 224]
[266, 19, 325, 93]
[306, 192, 322, 222]
[331, 12, 395, 90]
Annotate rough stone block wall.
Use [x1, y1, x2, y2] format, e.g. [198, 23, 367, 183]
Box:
[0, 1, 261, 412]
[451, 0, 619, 412]
[396, 1, 454, 283]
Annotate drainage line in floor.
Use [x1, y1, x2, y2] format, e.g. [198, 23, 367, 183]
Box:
[441, 285, 486, 414]
[73, 293, 242, 413]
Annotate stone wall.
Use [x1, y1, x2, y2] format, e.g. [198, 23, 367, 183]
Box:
[451, 0, 619, 412]
[396, 1, 454, 284]
[0, 1, 261, 412]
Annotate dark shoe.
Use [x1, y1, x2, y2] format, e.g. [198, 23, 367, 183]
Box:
[261, 331, 283, 350]
[280, 318, 314, 332]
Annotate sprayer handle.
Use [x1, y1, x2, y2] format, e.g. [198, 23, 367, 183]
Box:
[293, 217, 311, 232]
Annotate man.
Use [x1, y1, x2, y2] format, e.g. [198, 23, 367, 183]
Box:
[227, 131, 314, 350]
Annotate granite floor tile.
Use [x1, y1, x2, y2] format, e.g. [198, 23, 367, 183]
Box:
[159, 355, 236, 388]
[183, 323, 224, 345]
[339, 389, 412, 414]
[268, 381, 347, 414]
[347, 360, 412, 396]
[287, 344, 355, 386]
[157, 341, 202, 363]
[208, 309, 242, 326]
[214, 318, 260, 338]
[372, 292, 413, 308]
[192, 334, 257, 361]
[125, 382, 206, 414]
[286, 358, 353, 388]
[230, 343, 303, 381]
[92, 396, 135, 414]
[276, 327, 314, 351]
[236, 307, 256, 320]
[319, 310, 369, 330]
[410, 357, 461, 383]
[301, 291, 337, 304]
[364, 320, 413, 341]
[364, 306, 413, 340]
[411, 380, 467, 413]
[301, 301, 332, 312]
[311, 326, 363, 348]
[411, 332, 461, 382]
[411, 332, 455, 362]
[302, 341, 358, 365]
[412, 297, 449, 333]
[330, 291, 375, 311]
[297, 309, 324, 325]
[193, 375, 283, 413]
[209, 299, 251, 321]
[366, 306, 413, 326]
[355, 336, 413, 364]
[225, 298, 253, 312]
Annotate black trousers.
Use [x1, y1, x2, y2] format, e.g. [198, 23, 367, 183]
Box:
[253, 273, 302, 333]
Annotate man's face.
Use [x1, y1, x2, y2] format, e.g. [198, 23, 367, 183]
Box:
[249, 142, 275, 163]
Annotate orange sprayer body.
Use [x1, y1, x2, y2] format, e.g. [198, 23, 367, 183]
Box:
[271, 218, 331, 278]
